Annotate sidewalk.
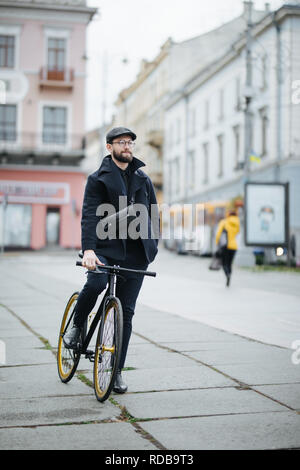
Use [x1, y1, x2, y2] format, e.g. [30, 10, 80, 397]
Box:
[0, 253, 300, 450]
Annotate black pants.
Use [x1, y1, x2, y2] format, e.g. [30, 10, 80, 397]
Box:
[74, 240, 148, 369]
[221, 248, 236, 277]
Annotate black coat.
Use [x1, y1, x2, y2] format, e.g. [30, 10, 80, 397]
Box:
[81, 155, 159, 264]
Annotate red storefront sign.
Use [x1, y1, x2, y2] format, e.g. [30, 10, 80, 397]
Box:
[0, 180, 70, 204]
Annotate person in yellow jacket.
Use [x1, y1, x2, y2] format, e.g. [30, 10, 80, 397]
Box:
[215, 211, 240, 286]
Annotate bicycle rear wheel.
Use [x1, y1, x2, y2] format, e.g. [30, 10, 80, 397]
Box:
[57, 292, 82, 383]
[94, 297, 123, 402]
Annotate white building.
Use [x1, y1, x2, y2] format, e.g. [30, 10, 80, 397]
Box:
[113, 1, 266, 204]
[164, 3, 300, 264]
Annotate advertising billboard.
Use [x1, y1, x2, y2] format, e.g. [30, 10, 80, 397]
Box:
[244, 182, 289, 247]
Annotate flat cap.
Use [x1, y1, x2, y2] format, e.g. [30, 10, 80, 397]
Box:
[106, 127, 137, 143]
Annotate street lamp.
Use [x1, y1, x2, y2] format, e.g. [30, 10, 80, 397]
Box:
[243, 1, 254, 184]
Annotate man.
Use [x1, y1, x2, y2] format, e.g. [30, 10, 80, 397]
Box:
[63, 127, 159, 393]
[215, 210, 240, 287]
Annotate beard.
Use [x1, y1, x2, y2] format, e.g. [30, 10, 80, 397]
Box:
[112, 148, 133, 164]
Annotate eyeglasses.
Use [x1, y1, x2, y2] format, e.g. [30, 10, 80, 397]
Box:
[112, 140, 135, 148]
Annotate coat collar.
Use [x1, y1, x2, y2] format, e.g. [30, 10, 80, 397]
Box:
[97, 155, 145, 176]
[96, 155, 147, 203]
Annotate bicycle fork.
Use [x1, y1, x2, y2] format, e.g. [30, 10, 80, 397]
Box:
[108, 271, 118, 297]
[98, 271, 119, 364]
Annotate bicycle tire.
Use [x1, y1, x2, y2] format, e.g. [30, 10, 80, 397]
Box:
[57, 292, 82, 383]
[93, 297, 123, 402]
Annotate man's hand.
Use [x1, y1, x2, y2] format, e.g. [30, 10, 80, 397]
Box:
[82, 250, 104, 270]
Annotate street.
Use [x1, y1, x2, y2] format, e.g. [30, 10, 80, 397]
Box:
[0, 245, 300, 450]
[140, 246, 300, 349]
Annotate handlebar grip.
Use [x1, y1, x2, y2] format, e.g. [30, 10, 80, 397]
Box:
[76, 261, 156, 277]
[146, 271, 156, 277]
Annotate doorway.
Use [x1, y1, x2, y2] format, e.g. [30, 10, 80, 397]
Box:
[46, 208, 60, 245]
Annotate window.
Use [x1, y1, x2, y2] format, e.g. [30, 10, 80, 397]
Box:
[204, 100, 210, 130]
[0, 35, 15, 68]
[218, 89, 224, 121]
[176, 118, 181, 143]
[168, 157, 180, 200]
[233, 125, 240, 169]
[0, 204, 32, 247]
[150, 80, 157, 101]
[0, 104, 17, 141]
[46, 38, 68, 81]
[202, 142, 209, 184]
[42, 106, 67, 145]
[48, 38, 66, 71]
[217, 134, 224, 178]
[167, 161, 172, 200]
[173, 158, 180, 195]
[261, 55, 268, 90]
[188, 108, 196, 137]
[168, 124, 173, 148]
[259, 107, 268, 157]
[235, 76, 241, 111]
[187, 150, 195, 191]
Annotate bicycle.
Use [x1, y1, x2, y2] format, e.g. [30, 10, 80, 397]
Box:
[57, 256, 156, 402]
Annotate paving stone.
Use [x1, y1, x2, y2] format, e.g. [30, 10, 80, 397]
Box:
[0, 394, 119, 427]
[0, 363, 90, 400]
[0, 422, 157, 450]
[115, 387, 287, 420]
[140, 411, 300, 450]
[253, 383, 300, 410]
[216, 361, 300, 385]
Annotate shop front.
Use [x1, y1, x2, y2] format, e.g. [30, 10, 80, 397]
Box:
[0, 167, 86, 250]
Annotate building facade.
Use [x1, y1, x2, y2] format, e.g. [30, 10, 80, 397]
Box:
[0, 0, 96, 249]
[164, 3, 300, 264]
[114, 40, 172, 203]
[113, 2, 267, 205]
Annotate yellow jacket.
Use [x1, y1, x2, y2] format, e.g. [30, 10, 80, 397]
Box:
[215, 215, 240, 250]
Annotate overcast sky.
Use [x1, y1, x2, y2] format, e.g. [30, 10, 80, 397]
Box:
[85, 0, 285, 131]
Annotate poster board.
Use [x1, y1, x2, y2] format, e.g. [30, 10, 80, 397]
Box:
[244, 182, 289, 247]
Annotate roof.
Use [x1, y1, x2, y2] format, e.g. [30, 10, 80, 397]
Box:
[0, 0, 97, 17]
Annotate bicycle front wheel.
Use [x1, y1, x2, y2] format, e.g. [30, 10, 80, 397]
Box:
[57, 292, 82, 383]
[94, 297, 123, 402]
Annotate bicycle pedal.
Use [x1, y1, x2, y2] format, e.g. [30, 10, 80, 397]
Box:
[85, 349, 94, 357]
[85, 350, 95, 362]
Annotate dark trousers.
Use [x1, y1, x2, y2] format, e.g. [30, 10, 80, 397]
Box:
[74, 240, 148, 370]
[221, 248, 236, 277]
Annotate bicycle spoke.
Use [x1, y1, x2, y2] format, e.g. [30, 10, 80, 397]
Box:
[61, 344, 78, 374]
[94, 298, 123, 402]
[57, 292, 81, 383]
[97, 308, 115, 388]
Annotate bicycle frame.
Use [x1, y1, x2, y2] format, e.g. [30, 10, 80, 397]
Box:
[73, 262, 156, 358]
[58, 260, 156, 397]
[79, 271, 117, 357]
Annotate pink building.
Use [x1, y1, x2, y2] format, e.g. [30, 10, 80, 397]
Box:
[0, 0, 96, 249]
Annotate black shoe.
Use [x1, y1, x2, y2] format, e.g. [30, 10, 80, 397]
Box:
[63, 326, 81, 349]
[113, 369, 128, 394]
[226, 274, 231, 287]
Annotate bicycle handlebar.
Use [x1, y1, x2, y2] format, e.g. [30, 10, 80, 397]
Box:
[76, 261, 156, 277]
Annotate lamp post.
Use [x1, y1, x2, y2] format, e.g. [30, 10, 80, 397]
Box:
[243, 1, 253, 184]
[1, 194, 8, 255]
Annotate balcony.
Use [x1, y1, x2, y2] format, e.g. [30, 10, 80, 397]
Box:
[150, 171, 163, 190]
[39, 67, 74, 90]
[146, 129, 163, 150]
[0, 131, 86, 166]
